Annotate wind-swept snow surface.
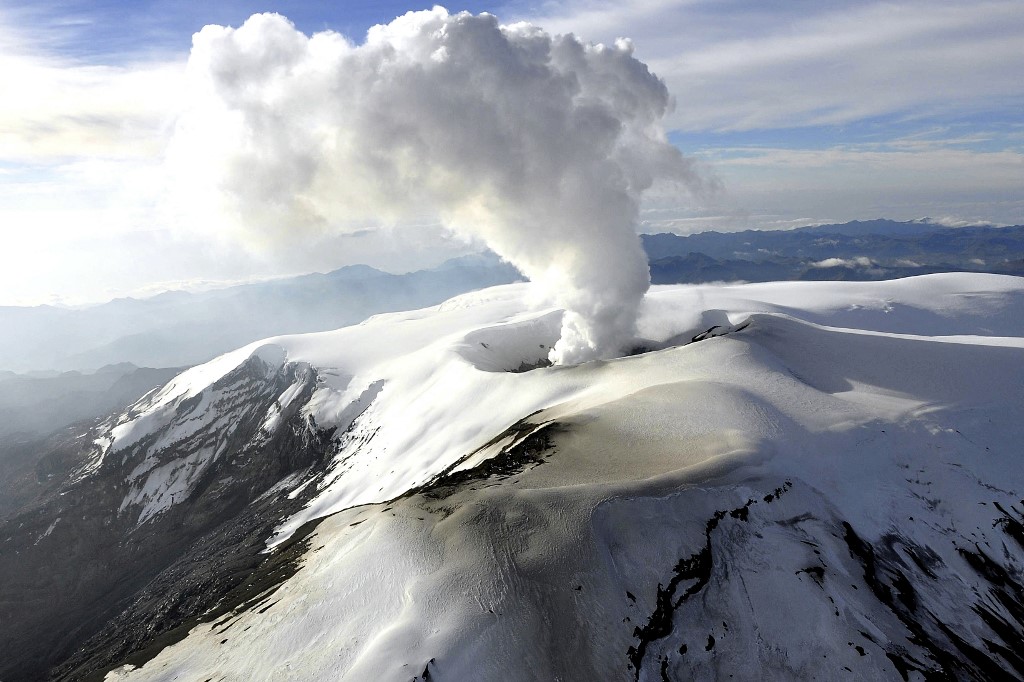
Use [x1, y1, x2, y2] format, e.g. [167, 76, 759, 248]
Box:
[101, 273, 1024, 681]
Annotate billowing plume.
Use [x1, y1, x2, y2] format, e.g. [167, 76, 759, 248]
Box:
[167, 8, 703, 364]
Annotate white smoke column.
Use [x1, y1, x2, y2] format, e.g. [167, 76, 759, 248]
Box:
[167, 9, 704, 364]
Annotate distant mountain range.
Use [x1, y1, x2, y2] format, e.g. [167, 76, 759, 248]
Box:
[0, 254, 522, 373]
[643, 219, 1024, 284]
[0, 362, 182, 517]
[1, 219, 1021, 373]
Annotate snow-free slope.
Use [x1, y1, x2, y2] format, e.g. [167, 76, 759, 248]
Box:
[77, 273, 1024, 680]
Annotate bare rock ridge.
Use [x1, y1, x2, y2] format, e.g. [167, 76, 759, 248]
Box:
[0, 354, 337, 681]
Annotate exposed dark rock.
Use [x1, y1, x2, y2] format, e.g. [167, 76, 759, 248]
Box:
[410, 416, 559, 502]
[994, 501, 1024, 549]
[0, 356, 339, 681]
[842, 520, 1024, 681]
[627, 485, 790, 679]
[690, 322, 750, 344]
[628, 485, 1024, 682]
[0, 365, 181, 519]
[509, 358, 553, 373]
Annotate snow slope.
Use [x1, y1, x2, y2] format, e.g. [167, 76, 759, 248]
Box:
[99, 273, 1024, 681]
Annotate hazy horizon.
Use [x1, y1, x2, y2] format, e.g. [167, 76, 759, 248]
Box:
[2, 1, 1022, 307]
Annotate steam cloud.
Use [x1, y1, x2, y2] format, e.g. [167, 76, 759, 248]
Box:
[168, 8, 703, 364]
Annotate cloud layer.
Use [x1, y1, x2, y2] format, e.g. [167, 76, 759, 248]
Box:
[168, 9, 701, 363]
[527, 0, 1024, 132]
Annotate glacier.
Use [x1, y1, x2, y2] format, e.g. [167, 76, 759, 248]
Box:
[3, 273, 1024, 681]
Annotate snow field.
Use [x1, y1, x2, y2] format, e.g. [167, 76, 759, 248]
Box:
[104, 274, 1024, 680]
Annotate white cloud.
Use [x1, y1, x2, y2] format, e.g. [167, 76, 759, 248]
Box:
[916, 216, 1001, 228]
[637, 142, 1024, 232]
[811, 256, 874, 268]
[0, 13, 189, 305]
[1, 2, 1021, 308]
[166, 10, 704, 363]
[520, 0, 1024, 131]
[0, 15, 184, 163]
[709, 146, 1023, 191]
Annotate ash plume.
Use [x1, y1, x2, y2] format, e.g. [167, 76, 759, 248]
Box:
[167, 8, 705, 364]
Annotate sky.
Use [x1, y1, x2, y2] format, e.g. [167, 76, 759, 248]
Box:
[1, 0, 1022, 306]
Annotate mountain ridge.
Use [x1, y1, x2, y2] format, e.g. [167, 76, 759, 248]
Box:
[3, 220, 1021, 374]
[2, 274, 1023, 680]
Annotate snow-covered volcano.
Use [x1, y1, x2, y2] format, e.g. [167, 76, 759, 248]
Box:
[5, 273, 1024, 681]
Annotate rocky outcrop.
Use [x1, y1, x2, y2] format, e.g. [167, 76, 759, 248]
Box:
[0, 354, 337, 681]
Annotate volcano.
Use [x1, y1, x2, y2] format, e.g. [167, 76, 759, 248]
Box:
[3, 273, 1024, 681]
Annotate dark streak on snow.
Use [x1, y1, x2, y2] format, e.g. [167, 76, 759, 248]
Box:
[843, 517, 1024, 681]
[626, 481, 791, 679]
[659, 656, 671, 682]
[690, 321, 750, 343]
[628, 479, 1024, 682]
[994, 501, 1024, 549]
[405, 416, 560, 504]
[796, 565, 825, 585]
[509, 358, 553, 373]
[412, 657, 435, 682]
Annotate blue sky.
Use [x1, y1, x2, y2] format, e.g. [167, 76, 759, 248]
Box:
[7, 1, 507, 58]
[1, 0, 1022, 305]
